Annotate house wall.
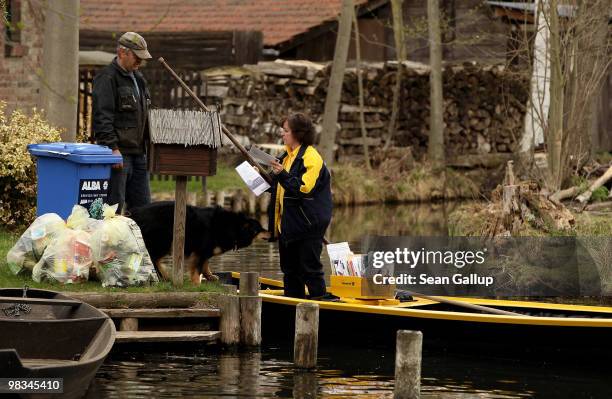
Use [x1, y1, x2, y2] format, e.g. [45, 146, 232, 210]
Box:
[593, 68, 612, 153]
[294, 16, 390, 62]
[284, 0, 509, 64]
[0, 1, 43, 113]
[79, 30, 263, 71]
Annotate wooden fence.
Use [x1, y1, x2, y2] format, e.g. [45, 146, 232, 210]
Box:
[77, 68, 206, 142]
[77, 30, 263, 141]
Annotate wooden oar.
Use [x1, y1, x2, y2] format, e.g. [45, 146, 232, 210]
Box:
[397, 289, 525, 317]
[158, 57, 274, 185]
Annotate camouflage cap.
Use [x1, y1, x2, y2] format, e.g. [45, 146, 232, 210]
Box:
[118, 32, 152, 60]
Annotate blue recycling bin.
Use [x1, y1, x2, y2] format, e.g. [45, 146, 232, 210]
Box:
[27, 143, 122, 219]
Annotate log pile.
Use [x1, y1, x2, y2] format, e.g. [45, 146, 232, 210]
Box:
[198, 60, 529, 158]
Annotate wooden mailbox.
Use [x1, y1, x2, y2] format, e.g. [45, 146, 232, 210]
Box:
[148, 109, 222, 176]
[148, 144, 217, 177]
[148, 109, 223, 286]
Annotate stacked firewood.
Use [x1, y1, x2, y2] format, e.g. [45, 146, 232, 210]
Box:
[198, 60, 528, 158]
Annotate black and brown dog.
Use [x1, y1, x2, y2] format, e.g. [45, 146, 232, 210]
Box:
[129, 201, 269, 284]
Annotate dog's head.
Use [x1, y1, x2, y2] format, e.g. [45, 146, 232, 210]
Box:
[239, 217, 271, 247]
[212, 208, 270, 254]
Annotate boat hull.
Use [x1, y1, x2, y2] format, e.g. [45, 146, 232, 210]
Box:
[261, 298, 612, 360]
[224, 272, 612, 359]
[0, 289, 116, 399]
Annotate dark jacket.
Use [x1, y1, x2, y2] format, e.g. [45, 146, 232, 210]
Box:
[92, 58, 151, 155]
[267, 145, 332, 244]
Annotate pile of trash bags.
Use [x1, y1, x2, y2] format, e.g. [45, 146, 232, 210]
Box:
[6, 202, 159, 287]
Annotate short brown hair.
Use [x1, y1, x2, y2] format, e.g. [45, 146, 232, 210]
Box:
[282, 113, 315, 146]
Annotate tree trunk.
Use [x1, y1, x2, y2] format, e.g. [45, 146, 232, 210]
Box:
[383, 0, 406, 151]
[41, 0, 79, 141]
[565, 0, 609, 170]
[519, 0, 550, 159]
[546, 0, 564, 191]
[319, 0, 354, 167]
[352, 10, 371, 169]
[427, 0, 444, 166]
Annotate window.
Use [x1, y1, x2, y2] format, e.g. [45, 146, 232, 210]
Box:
[4, 0, 23, 57]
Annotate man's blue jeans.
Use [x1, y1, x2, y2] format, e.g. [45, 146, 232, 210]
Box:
[108, 154, 151, 213]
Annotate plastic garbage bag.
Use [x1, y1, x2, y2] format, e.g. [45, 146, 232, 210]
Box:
[90, 204, 158, 287]
[6, 213, 66, 275]
[32, 228, 92, 284]
[66, 205, 103, 233]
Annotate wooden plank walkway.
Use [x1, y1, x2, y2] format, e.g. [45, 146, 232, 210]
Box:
[116, 331, 221, 343]
[101, 308, 220, 319]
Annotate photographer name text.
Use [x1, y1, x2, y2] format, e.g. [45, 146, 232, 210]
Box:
[373, 273, 494, 287]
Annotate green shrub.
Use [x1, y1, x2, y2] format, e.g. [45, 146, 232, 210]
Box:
[591, 186, 609, 202]
[0, 102, 62, 230]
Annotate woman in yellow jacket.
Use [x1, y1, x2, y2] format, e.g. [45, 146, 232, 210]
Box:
[267, 113, 333, 299]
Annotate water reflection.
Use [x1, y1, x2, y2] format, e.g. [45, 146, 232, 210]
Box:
[211, 203, 456, 282]
[89, 344, 609, 398]
[89, 204, 610, 398]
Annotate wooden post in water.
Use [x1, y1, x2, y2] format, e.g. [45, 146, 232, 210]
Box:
[172, 176, 188, 287]
[247, 192, 257, 215]
[394, 330, 422, 399]
[239, 272, 259, 296]
[233, 189, 244, 212]
[239, 272, 261, 346]
[258, 194, 270, 213]
[219, 294, 240, 345]
[294, 303, 319, 369]
[216, 190, 226, 208]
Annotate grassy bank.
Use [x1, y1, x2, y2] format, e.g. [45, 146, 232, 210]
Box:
[449, 202, 612, 237]
[0, 229, 224, 293]
[331, 164, 480, 205]
[448, 205, 612, 306]
[149, 161, 484, 207]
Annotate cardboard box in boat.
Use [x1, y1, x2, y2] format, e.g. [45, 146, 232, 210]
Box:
[327, 248, 396, 300]
[329, 275, 396, 300]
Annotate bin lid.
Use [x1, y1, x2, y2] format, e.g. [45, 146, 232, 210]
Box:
[27, 142, 123, 164]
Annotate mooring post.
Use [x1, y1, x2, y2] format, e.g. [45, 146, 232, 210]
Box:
[216, 190, 226, 208]
[247, 192, 257, 215]
[294, 302, 319, 369]
[239, 272, 261, 346]
[258, 194, 270, 213]
[219, 293, 240, 346]
[239, 272, 259, 296]
[394, 330, 422, 399]
[232, 189, 244, 213]
[172, 175, 188, 287]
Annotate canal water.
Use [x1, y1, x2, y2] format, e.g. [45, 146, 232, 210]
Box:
[89, 204, 611, 398]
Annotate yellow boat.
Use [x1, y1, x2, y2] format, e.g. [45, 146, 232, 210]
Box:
[227, 272, 612, 359]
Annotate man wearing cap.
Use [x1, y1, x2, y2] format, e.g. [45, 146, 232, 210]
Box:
[92, 32, 153, 213]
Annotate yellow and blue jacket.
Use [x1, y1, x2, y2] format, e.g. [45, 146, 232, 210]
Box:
[267, 144, 332, 244]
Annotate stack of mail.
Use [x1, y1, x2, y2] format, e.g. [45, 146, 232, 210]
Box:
[326, 242, 364, 277]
